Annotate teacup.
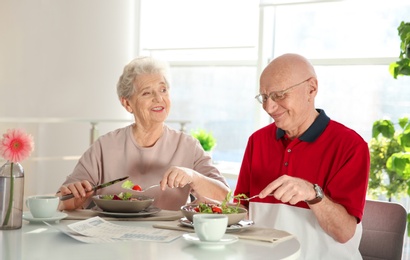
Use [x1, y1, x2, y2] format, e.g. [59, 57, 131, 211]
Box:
[193, 214, 228, 242]
[26, 195, 59, 218]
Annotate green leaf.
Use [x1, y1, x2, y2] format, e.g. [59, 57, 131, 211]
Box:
[387, 152, 410, 178]
[120, 192, 132, 200]
[395, 58, 410, 77]
[407, 214, 410, 235]
[389, 62, 399, 78]
[398, 130, 410, 151]
[398, 117, 409, 129]
[398, 22, 410, 48]
[121, 180, 134, 189]
[406, 44, 410, 59]
[372, 120, 395, 139]
[101, 194, 114, 200]
[391, 21, 410, 78]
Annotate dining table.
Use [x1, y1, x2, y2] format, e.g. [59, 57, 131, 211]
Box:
[1, 209, 301, 260]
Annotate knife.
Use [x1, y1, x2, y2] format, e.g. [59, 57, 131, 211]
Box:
[59, 176, 129, 201]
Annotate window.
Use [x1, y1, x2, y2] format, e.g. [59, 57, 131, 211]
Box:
[140, 0, 260, 162]
[139, 0, 410, 163]
[260, 1, 410, 141]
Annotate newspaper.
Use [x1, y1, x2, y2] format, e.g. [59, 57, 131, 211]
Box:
[46, 216, 182, 243]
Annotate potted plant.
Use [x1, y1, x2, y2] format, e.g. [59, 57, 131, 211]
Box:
[370, 20, 410, 236]
[368, 118, 410, 200]
[389, 21, 410, 79]
[191, 128, 217, 152]
[368, 117, 410, 234]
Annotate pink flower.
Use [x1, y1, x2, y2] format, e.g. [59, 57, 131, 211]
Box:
[0, 129, 34, 163]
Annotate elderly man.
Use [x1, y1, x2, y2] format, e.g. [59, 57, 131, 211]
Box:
[234, 53, 369, 259]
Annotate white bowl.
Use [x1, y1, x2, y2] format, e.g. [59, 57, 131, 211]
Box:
[180, 204, 247, 226]
[92, 195, 154, 213]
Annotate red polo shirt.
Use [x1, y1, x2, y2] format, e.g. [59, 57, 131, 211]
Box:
[235, 109, 370, 222]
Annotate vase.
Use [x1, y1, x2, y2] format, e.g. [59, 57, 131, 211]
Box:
[0, 161, 24, 230]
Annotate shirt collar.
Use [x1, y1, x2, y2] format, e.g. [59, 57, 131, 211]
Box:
[276, 109, 330, 142]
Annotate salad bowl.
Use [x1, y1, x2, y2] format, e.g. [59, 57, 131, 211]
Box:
[92, 194, 154, 213]
[180, 204, 248, 226]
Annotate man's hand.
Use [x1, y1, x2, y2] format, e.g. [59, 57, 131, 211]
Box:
[259, 175, 315, 205]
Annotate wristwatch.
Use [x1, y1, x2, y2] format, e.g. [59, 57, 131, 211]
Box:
[305, 184, 324, 205]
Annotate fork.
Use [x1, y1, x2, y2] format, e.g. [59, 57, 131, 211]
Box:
[238, 194, 275, 201]
[131, 184, 160, 192]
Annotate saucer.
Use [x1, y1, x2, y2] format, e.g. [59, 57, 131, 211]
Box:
[182, 233, 238, 248]
[23, 211, 68, 223]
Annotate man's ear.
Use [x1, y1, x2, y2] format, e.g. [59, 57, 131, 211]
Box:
[308, 77, 318, 96]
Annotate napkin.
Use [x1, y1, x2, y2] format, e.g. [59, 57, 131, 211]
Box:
[63, 209, 183, 221]
[153, 220, 295, 243]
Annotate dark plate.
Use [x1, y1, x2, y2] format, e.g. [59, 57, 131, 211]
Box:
[92, 206, 161, 217]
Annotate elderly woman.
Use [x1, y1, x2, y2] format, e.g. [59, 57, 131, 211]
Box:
[58, 56, 229, 211]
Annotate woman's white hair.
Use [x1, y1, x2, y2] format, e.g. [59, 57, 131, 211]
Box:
[116, 56, 171, 100]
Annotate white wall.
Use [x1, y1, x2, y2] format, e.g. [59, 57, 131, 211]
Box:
[0, 0, 140, 196]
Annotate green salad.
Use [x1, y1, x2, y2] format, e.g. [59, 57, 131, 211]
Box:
[101, 192, 133, 200]
[193, 192, 248, 214]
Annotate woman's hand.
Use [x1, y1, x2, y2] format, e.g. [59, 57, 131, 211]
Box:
[57, 180, 94, 210]
[160, 166, 230, 203]
[160, 166, 195, 190]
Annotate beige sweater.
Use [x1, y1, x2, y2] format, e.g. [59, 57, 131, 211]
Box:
[62, 124, 227, 210]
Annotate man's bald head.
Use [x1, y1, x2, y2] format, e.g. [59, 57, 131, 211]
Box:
[261, 53, 317, 86]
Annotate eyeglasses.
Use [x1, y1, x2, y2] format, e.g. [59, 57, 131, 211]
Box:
[255, 78, 311, 104]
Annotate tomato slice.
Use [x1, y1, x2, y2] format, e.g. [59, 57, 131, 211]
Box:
[132, 185, 142, 191]
[212, 206, 222, 213]
[112, 195, 122, 200]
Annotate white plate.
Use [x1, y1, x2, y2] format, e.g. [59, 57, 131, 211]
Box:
[182, 233, 238, 248]
[92, 206, 161, 217]
[179, 217, 254, 232]
[23, 211, 68, 223]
